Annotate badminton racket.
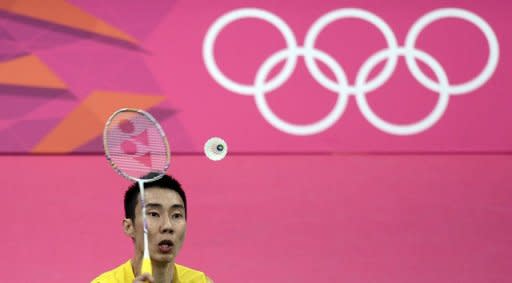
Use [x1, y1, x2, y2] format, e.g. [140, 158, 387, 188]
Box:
[103, 108, 170, 277]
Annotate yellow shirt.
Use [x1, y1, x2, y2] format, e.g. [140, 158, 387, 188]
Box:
[91, 260, 208, 283]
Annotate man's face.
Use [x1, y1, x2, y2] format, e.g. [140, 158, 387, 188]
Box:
[125, 187, 187, 263]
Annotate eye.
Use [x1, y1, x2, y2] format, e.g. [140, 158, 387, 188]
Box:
[148, 211, 160, 217]
[172, 213, 184, 220]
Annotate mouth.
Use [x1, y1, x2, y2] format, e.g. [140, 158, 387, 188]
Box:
[157, 240, 174, 253]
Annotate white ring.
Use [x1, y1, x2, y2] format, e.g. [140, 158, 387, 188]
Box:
[304, 8, 399, 94]
[405, 8, 499, 95]
[254, 47, 349, 135]
[203, 8, 298, 96]
[203, 8, 499, 136]
[356, 47, 450, 135]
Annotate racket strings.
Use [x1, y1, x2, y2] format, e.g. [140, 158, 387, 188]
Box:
[104, 111, 170, 180]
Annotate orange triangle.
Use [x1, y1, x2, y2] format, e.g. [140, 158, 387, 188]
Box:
[32, 91, 166, 153]
[0, 55, 67, 89]
[0, 0, 138, 45]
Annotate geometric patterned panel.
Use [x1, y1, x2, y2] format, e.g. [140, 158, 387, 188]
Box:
[0, 1, 172, 154]
[0, 0, 137, 44]
[32, 91, 166, 153]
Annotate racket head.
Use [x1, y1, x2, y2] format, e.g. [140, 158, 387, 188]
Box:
[103, 108, 170, 182]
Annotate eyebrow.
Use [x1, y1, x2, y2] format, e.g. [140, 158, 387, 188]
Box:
[145, 203, 185, 210]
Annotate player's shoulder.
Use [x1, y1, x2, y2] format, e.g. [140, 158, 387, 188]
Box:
[91, 260, 132, 283]
[175, 263, 213, 283]
[91, 271, 114, 283]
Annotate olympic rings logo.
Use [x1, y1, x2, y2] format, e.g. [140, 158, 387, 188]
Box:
[202, 8, 499, 136]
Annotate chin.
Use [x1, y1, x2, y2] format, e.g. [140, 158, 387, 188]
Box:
[153, 254, 176, 264]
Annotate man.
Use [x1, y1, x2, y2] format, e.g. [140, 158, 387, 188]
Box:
[92, 173, 213, 283]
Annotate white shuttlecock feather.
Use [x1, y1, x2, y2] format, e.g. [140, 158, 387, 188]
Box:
[204, 137, 228, 161]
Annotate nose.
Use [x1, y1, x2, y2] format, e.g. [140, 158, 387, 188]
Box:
[160, 215, 174, 234]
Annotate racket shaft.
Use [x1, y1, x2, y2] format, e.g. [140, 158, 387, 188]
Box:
[140, 180, 152, 276]
[142, 232, 152, 275]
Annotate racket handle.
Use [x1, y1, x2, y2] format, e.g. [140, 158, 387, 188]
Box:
[141, 257, 152, 275]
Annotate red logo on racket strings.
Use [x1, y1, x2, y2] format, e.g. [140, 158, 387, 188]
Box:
[118, 119, 155, 169]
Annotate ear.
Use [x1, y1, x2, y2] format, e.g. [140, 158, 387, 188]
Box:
[123, 218, 135, 239]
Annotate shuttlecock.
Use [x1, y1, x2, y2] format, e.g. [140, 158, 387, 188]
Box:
[204, 137, 228, 161]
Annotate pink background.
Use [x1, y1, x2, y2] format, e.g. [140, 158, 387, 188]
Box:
[1, 154, 511, 282]
[1, 1, 511, 282]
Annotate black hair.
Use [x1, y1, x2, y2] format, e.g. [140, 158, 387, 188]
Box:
[124, 172, 187, 221]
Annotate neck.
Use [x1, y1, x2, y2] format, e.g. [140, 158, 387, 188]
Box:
[131, 256, 175, 283]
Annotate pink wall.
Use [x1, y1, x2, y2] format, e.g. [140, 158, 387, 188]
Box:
[1, 154, 510, 282]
